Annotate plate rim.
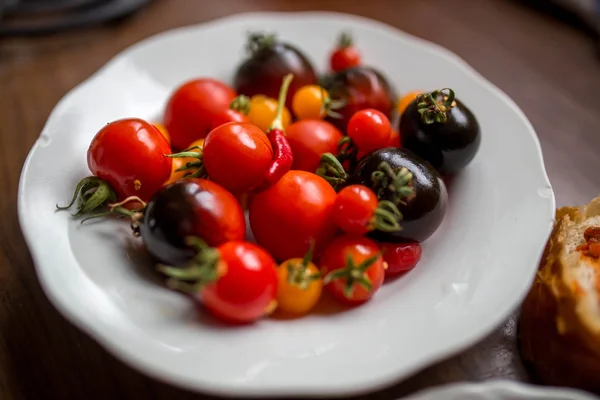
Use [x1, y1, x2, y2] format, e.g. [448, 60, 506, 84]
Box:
[17, 10, 556, 398]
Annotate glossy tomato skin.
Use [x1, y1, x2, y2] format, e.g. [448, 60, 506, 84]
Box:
[321, 235, 385, 305]
[321, 66, 397, 133]
[164, 78, 237, 150]
[330, 47, 361, 72]
[347, 109, 392, 153]
[332, 185, 378, 235]
[140, 179, 246, 266]
[87, 118, 172, 202]
[234, 39, 318, 112]
[203, 122, 273, 193]
[287, 120, 344, 172]
[211, 108, 249, 129]
[200, 241, 278, 324]
[276, 258, 322, 316]
[249, 170, 338, 262]
[380, 242, 422, 276]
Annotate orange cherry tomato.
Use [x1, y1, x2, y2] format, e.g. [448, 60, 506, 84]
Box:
[397, 90, 422, 115]
[153, 123, 171, 144]
[247, 95, 291, 132]
[292, 85, 329, 120]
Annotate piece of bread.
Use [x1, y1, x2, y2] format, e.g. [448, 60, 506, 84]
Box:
[519, 196, 600, 394]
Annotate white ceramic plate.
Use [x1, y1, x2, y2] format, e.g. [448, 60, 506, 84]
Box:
[404, 381, 599, 400]
[18, 11, 555, 398]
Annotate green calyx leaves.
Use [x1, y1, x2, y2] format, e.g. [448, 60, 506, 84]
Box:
[323, 253, 381, 298]
[316, 152, 348, 190]
[285, 240, 320, 290]
[166, 146, 207, 179]
[371, 162, 415, 206]
[416, 88, 456, 124]
[246, 32, 277, 54]
[157, 237, 222, 294]
[372, 200, 404, 233]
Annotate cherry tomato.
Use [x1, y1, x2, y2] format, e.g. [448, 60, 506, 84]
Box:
[321, 235, 385, 305]
[329, 32, 362, 72]
[140, 179, 246, 266]
[164, 78, 237, 150]
[246, 95, 291, 133]
[276, 242, 322, 315]
[164, 139, 204, 185]
[211, 108, 249, 129]
[286, 120, 343, 172]
[159, 240, 278, 324]
[380, 242, 422, 276]
[397, 90, 422, 115]
[330, 184, 401, 235]
[292, 85, 330, 120]
[87, 118, 172, 202]
[249, 170, 338, 262]
[201, 241, 278, 324]
[347, 108, 392, 153]
[203, 122, 273, 193]
[387, 128, 401, 148]
[153, 123, 170, 144]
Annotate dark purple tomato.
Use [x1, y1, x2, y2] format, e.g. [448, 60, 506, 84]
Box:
[399, 88, 481, 176]
[233, 33, 318, 111]
[350, 147, 447, 243]
[320, 65, 397, 133]
[139, 179, 246, 266]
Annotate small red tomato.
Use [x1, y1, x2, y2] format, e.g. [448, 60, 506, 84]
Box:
[164, 78, 237, 150]
[380, 242, 422, 276]
[347, 109, 392, 153]
[387, 128, 401, 148]
[203, 122, 273, 193]
[332, 185, 403, 235]
[329, 32, 362, 72]
[87, 118, 172, 202]
[286, 120, 344, 172]
[321, 235, 385, 305]
[249, 170, 338, 261]
[211, 108, 249, 129]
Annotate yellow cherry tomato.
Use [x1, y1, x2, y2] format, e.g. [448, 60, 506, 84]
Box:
[164, 139, 204, 185]
[397, 90, 422, 115]
[153, 123, 171, 144]
[292, 85, 329, 120]
[276, 242, 322, 316]
[248, 95, 291, 132]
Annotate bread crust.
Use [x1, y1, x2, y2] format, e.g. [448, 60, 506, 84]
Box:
[519, 197, 600, 393]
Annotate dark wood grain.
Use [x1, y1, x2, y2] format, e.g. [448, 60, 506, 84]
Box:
[1, 0, 599, 398]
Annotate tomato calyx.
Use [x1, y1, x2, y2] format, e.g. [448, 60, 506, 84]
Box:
[284, 241, 321, 290]
[323, 252, 381, 298]
[165, 145, 207, 179]
[316, 152, 348, 190]
[56, 176, 144, 223]
[416, 88, 456, 124]
[371, 162, 415, 205]
[157, 237, 223, 293]
[317, 87, 346, 120]
[229, 95, 251, 115]
[336, 31, 353, 49]
[371, 200, 404, 233]
[246, 32, 277, 54]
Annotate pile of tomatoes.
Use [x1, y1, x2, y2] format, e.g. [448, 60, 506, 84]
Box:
[58, 32, 481, 324]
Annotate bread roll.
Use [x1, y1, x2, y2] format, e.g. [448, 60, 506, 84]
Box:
[519, 196, 600, 394]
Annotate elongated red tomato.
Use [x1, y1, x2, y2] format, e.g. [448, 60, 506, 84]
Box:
[286, 119, 343, 172]
[87, 118, 172, 202]
[321, 235, 385, 305]
[380, 242, 422, 276]
[202, 122, 273, 193]
[249, 170, 338, 261]
[164, 78, 237, 150]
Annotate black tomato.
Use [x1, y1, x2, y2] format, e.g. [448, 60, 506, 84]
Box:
[139, 179, 246, 266]
[399, 88, 480, 176]
[350, 148, 448, 243]
[320, 65, 397, 132]
[233, 33, 318, 111]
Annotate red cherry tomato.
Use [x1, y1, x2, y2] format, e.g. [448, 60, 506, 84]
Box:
[249, 170, 338, 262]
[329, 33, 362, 72]
[321, 235, 385, 305]
[164, 78, 237, 150]
[380, 242, 422, 276]
[347, 109, 392, 153]
[286, 120, 344, 172]
[387, 128, 401, 148]
[87, 118, 172, 202]
[203, 122, 273, 193]
[211, 108, 249, 129]
[332, 185, 378, 235]
[201, 241, 278, 324]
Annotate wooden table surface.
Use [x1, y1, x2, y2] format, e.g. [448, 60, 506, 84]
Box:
[1, 0, 599, 398]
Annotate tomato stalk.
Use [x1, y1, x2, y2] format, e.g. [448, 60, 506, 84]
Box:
[285, 240, 320, 290]
[416, 88, 456, 124]
[316, 152, 348, 190]
[371, 162, 415, 205]
[251, 73, 295, 192]
[56, 176, 144, 223]
[165, 145, 207, 179]
[229, 95, 251, 115]
[323, 253, 380, 298]
[371, 200, 404, 233]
